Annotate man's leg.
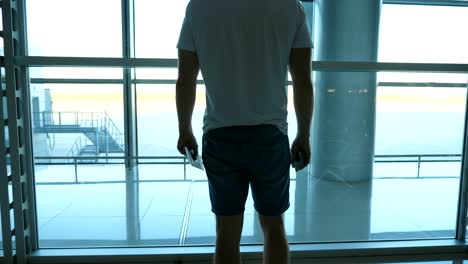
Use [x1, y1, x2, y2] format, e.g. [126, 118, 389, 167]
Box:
[214, 213, 244, 264]
[259, 214, 289, 264]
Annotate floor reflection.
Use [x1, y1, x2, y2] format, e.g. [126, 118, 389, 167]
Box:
[31, 169, 459, 248]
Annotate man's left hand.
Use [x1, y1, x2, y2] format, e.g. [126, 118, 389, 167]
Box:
[177, 131, 199, 160]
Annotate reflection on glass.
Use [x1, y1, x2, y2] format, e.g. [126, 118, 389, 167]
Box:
[138, 181, 189, 245]
[26, 0, 122, 57]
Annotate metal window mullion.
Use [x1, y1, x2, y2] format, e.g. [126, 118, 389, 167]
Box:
[0, 63, 13, 262]
[383, 0, 468, 7]
[17, 0, 39, 252]
[2, 0, 33, 263]
[455, 82, 468, 241]
[122, 0, 140, 243]
[0, 3, 14, 259]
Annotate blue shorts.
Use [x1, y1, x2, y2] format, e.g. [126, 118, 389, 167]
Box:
[202, 124, 291, 216]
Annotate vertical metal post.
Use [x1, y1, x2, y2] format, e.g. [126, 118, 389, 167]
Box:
[95, 128, 99, 156]
[74, 158, 78, 184]
[184, 157, 187, 181]
[122, 0, 140, 243]
[417, 156, 421, 178]
[0, 43, 14, 264]
[105, 116, 109, 162]
[2, 0, 37, 262]
[456, 82, 468, 241]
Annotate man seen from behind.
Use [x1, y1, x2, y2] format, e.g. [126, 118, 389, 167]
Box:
[176, 0, 314, 263]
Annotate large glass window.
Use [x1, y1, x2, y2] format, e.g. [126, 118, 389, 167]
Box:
[134, 0, 189, 58]
[30, 70, 126, 247]
[376, 3, 468, 239]
[26, 0, 122, 57]
[379, 4, 468, 63]
[19, 0, 468, 249]
[373, 73, 467, 240]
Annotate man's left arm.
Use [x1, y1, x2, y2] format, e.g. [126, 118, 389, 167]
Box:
[176, 49, 200, 158]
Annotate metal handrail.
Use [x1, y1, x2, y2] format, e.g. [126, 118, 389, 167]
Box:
[103, 111, 124, 148]
[33, 154, 463, 184]
[375, 154, 462, 178]
[66, 135, 90, 159]
[34, 111, 125, 156]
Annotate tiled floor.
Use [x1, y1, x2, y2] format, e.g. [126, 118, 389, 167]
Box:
[0, 163, 463, 250]
[19, 174, 459, 248]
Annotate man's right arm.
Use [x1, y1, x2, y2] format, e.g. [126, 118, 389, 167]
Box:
[289, 47, 314, 170]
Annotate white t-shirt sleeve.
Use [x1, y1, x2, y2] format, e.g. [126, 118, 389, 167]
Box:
[177, 3, 196, 52]
[292, 2, 313, 48]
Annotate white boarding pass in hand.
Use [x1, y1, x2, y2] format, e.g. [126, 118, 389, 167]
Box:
[184, 146, 205, 171]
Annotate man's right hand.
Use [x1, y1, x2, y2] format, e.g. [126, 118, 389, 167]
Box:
[290, 135, 311, 171]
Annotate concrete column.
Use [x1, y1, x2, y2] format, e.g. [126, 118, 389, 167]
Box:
[294, 0, 381, 242]
[312, 0, 381, 183]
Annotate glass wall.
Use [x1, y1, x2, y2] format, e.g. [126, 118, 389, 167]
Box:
[379, 4, 468, 63]
[26, 0, 122, 57]
[373, 74, 467, 240]
[19, 0, 468, 249]
[29, 68, 127, 247]
[377, 3, 468, 240]
[134, 0, 189, 59]
[375, 4, 468, 241]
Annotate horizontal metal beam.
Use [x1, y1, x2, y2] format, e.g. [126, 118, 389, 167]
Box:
[315, 61, 468, 73]
[32, 176, 461, 186]
[303, 0, 468, 6]
[30, 78, 123, 84]
[379, 82, 468, 88]
[26, 78, 468, 88]
[15, 56, 178, 68]
[28, 78, 207, 85]
[35, 154, 462, 160]
[27, 239, 468, 264]
[15, 56, 468, 73]
[384, 0, 468, 7]
[34, 156, 185, 160]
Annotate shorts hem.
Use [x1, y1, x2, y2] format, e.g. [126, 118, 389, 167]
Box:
[255, 203, 290, 217]
[212, 208, 245, 216]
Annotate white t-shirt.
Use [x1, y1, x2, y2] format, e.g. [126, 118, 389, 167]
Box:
[177, 0, 313, 135]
